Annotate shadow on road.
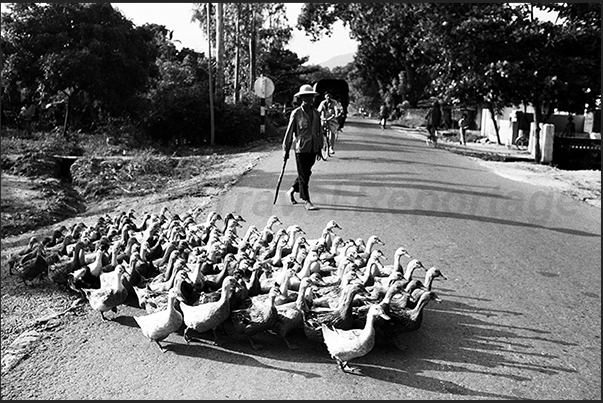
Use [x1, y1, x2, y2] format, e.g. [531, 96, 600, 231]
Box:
[166, 329, 324, 380]
[315, 201, 599, 238]
[342, 295, 577, 398]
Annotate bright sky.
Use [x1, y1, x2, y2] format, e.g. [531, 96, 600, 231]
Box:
[1, 3, 555, 65]
[110, 3, 358, 66]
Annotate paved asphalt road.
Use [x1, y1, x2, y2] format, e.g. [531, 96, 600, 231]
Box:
[212, 117, 601, 400]
[6, 117, 598, 400]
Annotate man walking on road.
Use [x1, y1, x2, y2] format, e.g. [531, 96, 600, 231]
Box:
[282, 84, 323, 211]
[379, 103, 389, 129]
[425, 100, 442, 144]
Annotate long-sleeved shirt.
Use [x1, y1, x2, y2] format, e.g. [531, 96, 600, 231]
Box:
[283, 105, 323, 154]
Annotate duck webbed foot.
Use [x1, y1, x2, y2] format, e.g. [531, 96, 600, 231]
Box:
[282, 336, 299, 350]
[154, 341, 167, 353]
[336, 359, 364, 375]
[184, 328, 219, 346]
[218, 322, 232, 336]
[342, 363, 364, 376]
[393, 336, 408, 352]
[211, 329, 224, 346]
[247, 336, 263, 350]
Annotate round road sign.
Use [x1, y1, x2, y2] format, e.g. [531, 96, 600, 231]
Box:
[254, 76, 275, 98]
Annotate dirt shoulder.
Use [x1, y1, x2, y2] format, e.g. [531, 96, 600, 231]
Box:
[476, 159, 600, 209]
[398, 125, 601, 209]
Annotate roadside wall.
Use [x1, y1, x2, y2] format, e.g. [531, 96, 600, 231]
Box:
[480, 107, 600, 144]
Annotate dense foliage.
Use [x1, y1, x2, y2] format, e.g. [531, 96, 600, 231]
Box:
[0, 3, 294, 148]
[297, 3, 601, 116]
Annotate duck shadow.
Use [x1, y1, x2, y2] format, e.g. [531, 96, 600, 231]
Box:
[166, 328, 323, 380]
[169, 319, 329, 364]
[111, 314, 139, 328]
[336, 296, 579, 398]
[164, 295, 579, 399]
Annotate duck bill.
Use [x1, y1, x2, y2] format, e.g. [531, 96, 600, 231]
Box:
[380, 313, 391, 320]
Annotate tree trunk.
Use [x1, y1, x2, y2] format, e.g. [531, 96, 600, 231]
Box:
[207, 3, 215, 146]
[533, 102, 542, 163]
[249, 5, 257, 89]
[62, 99, 70, 138]
[234, 4, 241, 103]
[487, 104, 502, 145]
[215, 2, 224, 106]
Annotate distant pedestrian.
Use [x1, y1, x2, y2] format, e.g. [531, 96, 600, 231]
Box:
[425, 100, 442, 143]
[561, 115, 576, 137]
[19, 103, 36, 137]
[333, 98, 345, 132]
[282, 84, 322, 211]
[379, 103, 389, 129]
[458, 113, 469, 146]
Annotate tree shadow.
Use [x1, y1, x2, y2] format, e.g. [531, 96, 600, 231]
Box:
[313, 202, 599, 237]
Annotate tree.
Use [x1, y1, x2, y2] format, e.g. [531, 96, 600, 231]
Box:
[192, 3, 293, 103]
[507, 4, 600, 161]
[215, 2, 225, 105]
[412, 3, 522, 145]
[296, 3, 433, 107]
[1, 3, 156, 135]
[261, 46, 309, 104]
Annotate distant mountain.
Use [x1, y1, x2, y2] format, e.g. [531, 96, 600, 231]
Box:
[318, 52, 355, 69]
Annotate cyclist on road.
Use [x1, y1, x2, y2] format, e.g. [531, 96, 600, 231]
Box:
[318, 91, 340, 155]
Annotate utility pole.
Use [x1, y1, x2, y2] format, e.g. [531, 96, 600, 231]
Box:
[249, 4, 256, 88]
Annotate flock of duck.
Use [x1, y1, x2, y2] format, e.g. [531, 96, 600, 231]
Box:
[6, 207, 447, 375]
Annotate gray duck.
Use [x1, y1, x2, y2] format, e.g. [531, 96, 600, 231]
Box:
[271, 276, 317, 350]
[7, 236, 40, 274]
[230, 282, 282, 350]
[47, 240, 87, 285]
[13, 243, 49, 286]
[379, 290, 441, 350]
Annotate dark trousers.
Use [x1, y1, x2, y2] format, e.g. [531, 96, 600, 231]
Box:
[292, 152, 317, 202]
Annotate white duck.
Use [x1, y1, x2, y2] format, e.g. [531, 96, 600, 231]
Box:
[308, 220, 342, 250]
[410, 267, 447, 300]
[353, 235, 385, 268]
[377, 246, 412, 277]
[133, 288, 183, 353]
[258, 215, 283, 246]
[180, 276, 240, 345]
[280, 224, 306, 257]
[81, 264, 129, 321]
[322, 304, 390, 375]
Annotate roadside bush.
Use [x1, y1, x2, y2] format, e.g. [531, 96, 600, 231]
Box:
[1, 130, 84, 156]
[128, 148, 175, 176]
[214, 101, 263, 146]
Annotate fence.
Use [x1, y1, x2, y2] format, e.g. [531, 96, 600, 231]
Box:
[553, 136, 601, 170]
